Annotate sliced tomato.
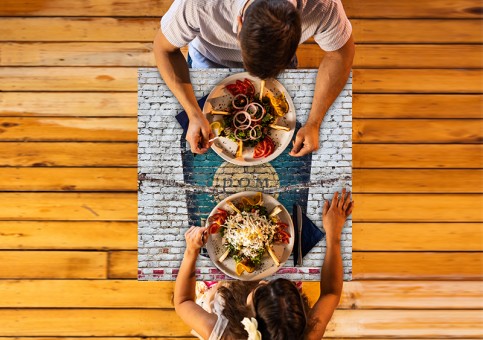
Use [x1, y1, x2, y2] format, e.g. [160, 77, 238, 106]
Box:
[276, 222, 289, 230]
[208, 223, 221, 234]
[253, 139, 267, 158]
[225, 84, 239, 96]
[243, 78, 255, 96]
[217, 208, 228, 218]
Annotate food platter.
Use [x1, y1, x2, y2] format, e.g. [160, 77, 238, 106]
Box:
[205, 191, 294, 281]
[202, 72, 296, 166]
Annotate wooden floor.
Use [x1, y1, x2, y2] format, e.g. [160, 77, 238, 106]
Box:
[0, 0, 482, 338]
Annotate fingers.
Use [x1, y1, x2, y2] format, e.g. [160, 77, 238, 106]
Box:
[184, 225, 197, 238]
[343, 191, 352, 211]
[188, 134, 205, 154]
[200, 126, 213, 149]
[346, 201, 354, 216]
[289, 133, 304, 156]
[331, 191, 339, 208]
[338, 188, 346, 208]
[290, 144, 313, 157]
[322, 200, 329, 216]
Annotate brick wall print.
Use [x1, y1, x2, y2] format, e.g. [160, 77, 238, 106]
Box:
[138, 68, 352, 281]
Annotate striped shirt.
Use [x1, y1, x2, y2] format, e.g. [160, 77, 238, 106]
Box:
[161, 0, 352, 68]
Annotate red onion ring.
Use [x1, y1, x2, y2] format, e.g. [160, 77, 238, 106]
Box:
[233, 111, 251, 129]
[249, 125, 262, 140]
[232, 94, 248, 109]
[233, 128, 251, 141]
[244, 102, 265, 122]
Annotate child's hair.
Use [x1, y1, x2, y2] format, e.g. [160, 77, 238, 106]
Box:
[253, 278, 309, 339]
[217, 279, 309, 339]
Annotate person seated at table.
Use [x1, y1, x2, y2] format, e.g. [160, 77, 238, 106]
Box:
[154, 0, 354, 156]
[174, 189, 353, 339]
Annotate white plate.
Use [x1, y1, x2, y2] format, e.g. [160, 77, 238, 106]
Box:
[202, 72, 296, 166]
[206, 191, 294, 281]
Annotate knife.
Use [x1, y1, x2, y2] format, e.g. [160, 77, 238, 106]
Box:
[296, 204, 303, 266]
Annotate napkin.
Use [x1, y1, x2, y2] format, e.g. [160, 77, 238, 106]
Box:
[292, 205, 325, 266]
[175, 95, 209, 135]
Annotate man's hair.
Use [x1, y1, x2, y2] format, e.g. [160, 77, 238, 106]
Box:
[253, 278, 308, 339]
[240, 0, 301, 79]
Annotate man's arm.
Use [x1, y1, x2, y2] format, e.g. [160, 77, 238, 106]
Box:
[153, 30, 213, 154]
[290, 35, 355, 157]
[174, 226, 217, 338]
[305, 189, 353, 340]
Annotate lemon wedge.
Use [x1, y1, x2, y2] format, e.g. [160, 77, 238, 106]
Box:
[210, 121, 224, 135]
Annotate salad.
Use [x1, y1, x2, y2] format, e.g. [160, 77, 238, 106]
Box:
[210, 78, 290, 159]
[207, 193, 291, 276]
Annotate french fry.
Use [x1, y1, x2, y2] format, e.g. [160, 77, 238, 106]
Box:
[269, 205, 283, 218]
[269, 124, 290, 132]
[266, 246, 280, 267]
[218, 248, 230, 262]
[211, 110, 230, 115]
[259, 80, 265, 101]
[235, 140, 244, 159]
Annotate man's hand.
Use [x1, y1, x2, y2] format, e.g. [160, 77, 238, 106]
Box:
[184, 226, 208, 254]
[187, 114, 214, 154]
[322, 188, 353, 241]
[289, 123, 320, 157]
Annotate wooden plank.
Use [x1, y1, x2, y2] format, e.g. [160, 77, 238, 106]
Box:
[353, 169, 483, 193]
[0, 193, 136, 221]
[0, 221, 136, 249]
[0, 92, 137, 117]
[353, 252, 482, 280]
[0, 0, 481, 18]
[2, 18, 482, 43]
[353, 144, 483, 169]
[298, 44, 483, 69]
[0, 67, 137, 91]
[0, 142, 137, 167]
[353, 69, 483, 93]
[0, 309, 479, 337]
[344, 0, 483, 18]
[353, 223, 482, 251]
[0, 168, 137, 191]
[353, 194, 482, 222]
[4, 43, 482, 69]
[1, 280, 481, 310]
[109, 250, 138, 279]
[0, 251, 106, 279]
[0, 42, 154, 67]
[353, 94, 483, 119]
[353, 119, 483, 143]
[351, 19, 483, 43]
[0, 117, 137, 141]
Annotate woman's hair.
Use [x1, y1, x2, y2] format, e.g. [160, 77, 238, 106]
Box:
[218, 280, 259, 339]
[253, 278, 309, 339]
[240, 0, 301, 79]
[218, 279, 309, 339]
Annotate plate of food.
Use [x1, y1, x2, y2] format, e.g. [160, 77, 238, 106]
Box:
[203, 72, 296, 165]
[205, 191, 294, 281]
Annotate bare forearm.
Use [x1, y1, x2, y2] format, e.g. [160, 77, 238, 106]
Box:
[306, 40, 354, 128]
[154, 37, 201, 119]
[174, 249, 198, 306]
[320, 233, 343, 296]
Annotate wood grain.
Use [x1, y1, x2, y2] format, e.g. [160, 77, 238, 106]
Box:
[353, 252, 482, 280]
[0, 142, 137, 167]
[1, 280, 481, 309]
[0, 67, 137, 91]
[2, 18, 481, 43]
[298, 44, 483, 69]
[109, 250, 138, 279]
[353, 194, 483, 222]
[0, 168, 137, 191]
[0, 193, 137, 221]
[1, 0, 481, 18]
[0, 92, 137, 117]
[353, 223, 482, 251]
[4, 43, 481, 69]
[0, 309, 479, 337]
[0, 117, 137, 141]
[0, 221, 136, 249]
[353, 119, 483, 143]
[353, 169, 483, 193]
[353, 69, 483, 93]
[0, 251, 107, 279]
[353, 94, 483, 118]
